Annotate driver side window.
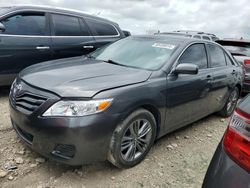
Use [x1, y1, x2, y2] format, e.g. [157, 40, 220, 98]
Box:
[1, 13, 46, 36]
[179, 44, 208, 69]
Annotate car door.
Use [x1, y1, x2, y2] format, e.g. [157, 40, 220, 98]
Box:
[0, 11, 52, 83]
[50, 13, 96, 59]
[165, 43, 213, 132]
[84, 17, 122, 49]
[206, 44, 237, 111]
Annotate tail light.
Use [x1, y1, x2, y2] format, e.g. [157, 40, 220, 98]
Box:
[244, 59, 250, 65]
[223, 108, 250, 172]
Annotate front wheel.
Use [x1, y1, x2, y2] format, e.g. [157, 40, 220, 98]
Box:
[108, 109, 157, 169]
[218, 87, 239, 117]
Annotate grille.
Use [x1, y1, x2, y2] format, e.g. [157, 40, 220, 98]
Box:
[12, 93, 48, 115]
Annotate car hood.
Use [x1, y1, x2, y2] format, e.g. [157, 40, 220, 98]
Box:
[20, 56, 152, 98]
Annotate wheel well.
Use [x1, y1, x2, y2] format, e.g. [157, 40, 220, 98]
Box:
[141, 104, 161, 137]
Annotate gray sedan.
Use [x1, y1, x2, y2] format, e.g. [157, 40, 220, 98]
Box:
[9, 35, 242, 168]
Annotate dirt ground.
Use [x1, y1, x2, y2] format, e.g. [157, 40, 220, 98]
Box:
[0, 87, 229, 188]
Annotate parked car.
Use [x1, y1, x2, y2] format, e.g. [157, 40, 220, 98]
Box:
[9, 35, 242, 168]
[157, 30, 219, 41]
[0, 5, 125, 86]
[203, 95, 250, 188]
[217, 39, 250, 93]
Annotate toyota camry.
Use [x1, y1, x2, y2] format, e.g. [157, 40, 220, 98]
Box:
[9, 35, 242, 168]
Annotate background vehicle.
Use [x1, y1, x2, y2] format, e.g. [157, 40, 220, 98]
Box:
[157, 30, 219, 41]
[217, 39, 250, 92]
[9, 36, 242, 168]
[203, 95, 250, 188]
[0, 5, 125, 86]
[122, 30, 131, 37]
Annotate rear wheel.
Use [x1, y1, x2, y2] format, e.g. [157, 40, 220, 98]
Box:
[108, 109, 156, 168]
[218, 87, 239, 117]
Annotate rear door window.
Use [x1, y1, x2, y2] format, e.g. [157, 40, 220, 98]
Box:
[1, 13, 46, 35]
[202, 36, 210, 40]
[193, 35, 201, 39]
[51, 14, 90, 36]
[179, 43, 208, 69]
[224, 53, 235, 66]
[208, 44, 227, 67]
[85, 18, 118, 36]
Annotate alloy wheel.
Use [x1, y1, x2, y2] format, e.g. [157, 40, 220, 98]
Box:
[120, 119, 153, 162]
[227, 89, 239, 114]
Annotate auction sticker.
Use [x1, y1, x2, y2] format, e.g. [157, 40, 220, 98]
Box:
[152, 43, 176, 49]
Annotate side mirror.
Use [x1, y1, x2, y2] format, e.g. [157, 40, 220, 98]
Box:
[0, 22, 6, 32]
[123, 30, 131, 37]
[174, 63, 198, 75]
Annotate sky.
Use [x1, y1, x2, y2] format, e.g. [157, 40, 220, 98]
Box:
[1, 0, 250, 39]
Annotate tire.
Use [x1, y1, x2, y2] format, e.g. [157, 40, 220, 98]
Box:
[218, 87, 239, 117]
[108, 109, 157, 169]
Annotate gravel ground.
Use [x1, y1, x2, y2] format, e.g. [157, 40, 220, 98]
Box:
[0, 87, 229, 188]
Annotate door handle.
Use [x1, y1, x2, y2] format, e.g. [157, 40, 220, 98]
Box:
[36, 46, 50, 50]
[206, 75, 213, 83]
[231, 70, 236, 75]
[83, 45, 94, 49]
[206, 75, 213, 79]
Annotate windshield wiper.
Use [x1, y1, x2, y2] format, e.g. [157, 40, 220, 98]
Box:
[104, 59, 122, 66]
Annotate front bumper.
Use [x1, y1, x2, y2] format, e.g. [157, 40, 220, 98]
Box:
[10, 103, 122, 166]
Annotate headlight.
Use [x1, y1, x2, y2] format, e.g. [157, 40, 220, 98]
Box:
[43, 99, 113, 117]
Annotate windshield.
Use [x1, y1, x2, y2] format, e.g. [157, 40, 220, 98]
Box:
[91, 37, 177, 70]
[223, 45, 250, 57]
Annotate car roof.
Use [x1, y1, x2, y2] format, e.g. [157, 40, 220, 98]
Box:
[157, 31, 220, 41]
[0, 5, 117, 25]
[174, 30, 217, 37]
[131, 35, 218, 46]
[157, 32, 192, 37]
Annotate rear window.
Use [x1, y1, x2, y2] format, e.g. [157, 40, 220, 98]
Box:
[85, 18, 118, 36]
[223, 45, 250, 57]
[52, 14, 90, 36]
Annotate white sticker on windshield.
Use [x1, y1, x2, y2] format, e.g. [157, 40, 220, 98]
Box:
[152, 43, 176, 50]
